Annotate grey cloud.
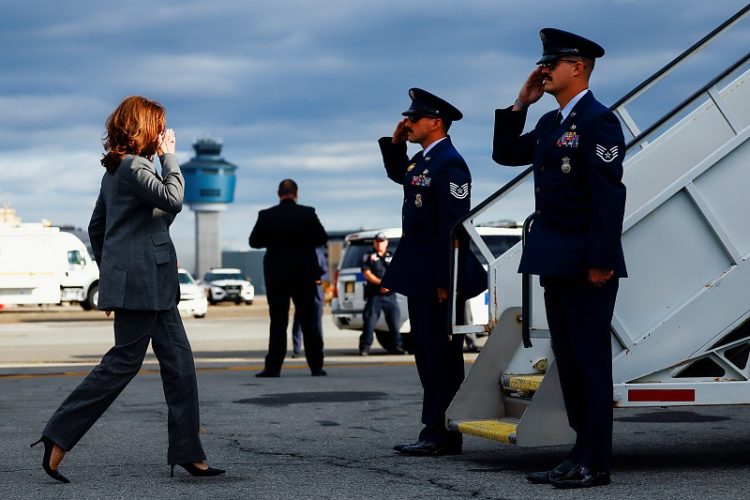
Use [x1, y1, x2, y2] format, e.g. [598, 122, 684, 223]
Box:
[2, 0, 748, 260]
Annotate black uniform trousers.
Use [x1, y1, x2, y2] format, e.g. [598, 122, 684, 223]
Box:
[43, 307, 206, 465]
[265, 281, 324, 373]
[407, 297, 464, 447]
[542, 276, 619, 472]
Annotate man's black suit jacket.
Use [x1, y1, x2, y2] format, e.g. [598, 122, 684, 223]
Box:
[249, 199, 328, 286]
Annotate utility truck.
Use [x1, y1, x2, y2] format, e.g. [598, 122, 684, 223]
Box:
[0, 223, 99, 309]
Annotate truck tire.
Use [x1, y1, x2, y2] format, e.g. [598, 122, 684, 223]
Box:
[81, 284, 99, 311]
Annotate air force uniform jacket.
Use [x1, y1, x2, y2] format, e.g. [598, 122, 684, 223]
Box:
[378, 136, 487, 299]
[492, 91, 627, 279]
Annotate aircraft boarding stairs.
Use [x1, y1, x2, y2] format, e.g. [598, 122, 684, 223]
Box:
[446, 6, 750, 446]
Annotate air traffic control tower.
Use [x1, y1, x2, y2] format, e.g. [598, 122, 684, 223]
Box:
[182, 138, 237, 279]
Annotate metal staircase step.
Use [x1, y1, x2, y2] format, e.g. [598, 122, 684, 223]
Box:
[449, 418, 519, 444]
[500, 374, 545, 395]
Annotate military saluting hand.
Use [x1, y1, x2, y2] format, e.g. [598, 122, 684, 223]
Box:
[392, 118, 410, 144]
[513, 66, 547, 111]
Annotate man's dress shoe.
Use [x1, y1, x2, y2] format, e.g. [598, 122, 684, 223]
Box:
[392, 440, 461, 456]
[255, 370, 280, 378]
[551, 464, 610, 488]
[526, 458, 575, 484]
[311, 369, 327, 376]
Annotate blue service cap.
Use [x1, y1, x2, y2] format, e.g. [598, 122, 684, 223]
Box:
[402, 88, 463, 121]
[536, 28, 605, 64]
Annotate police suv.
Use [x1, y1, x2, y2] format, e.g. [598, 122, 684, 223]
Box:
[331, 226, 522, 351]
[203, 268, 255, 305]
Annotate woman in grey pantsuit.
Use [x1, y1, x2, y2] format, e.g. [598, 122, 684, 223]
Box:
[31, 96, 224, 482]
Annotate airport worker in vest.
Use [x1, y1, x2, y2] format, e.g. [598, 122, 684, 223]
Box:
[358, 232, 403, 356]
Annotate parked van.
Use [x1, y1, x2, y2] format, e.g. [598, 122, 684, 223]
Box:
[0, 223, 99, 309]
[330, 226, 522, 351]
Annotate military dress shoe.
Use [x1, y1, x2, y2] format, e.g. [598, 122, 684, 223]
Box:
[255, 370, 280, 378]
[311, 369, 327, 376]
[392, 440, 461, 456]
[551, 464, 610, 489]
[526, 458, 575, 484]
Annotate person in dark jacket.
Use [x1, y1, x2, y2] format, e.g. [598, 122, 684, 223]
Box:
[358, 232, 403, 356]
[250, 179, 328, 377]
[379, 88, 487, 457]
[493, 29, 627, 489]
[291, 248, 327, 358]
[33, 96, 223, 483]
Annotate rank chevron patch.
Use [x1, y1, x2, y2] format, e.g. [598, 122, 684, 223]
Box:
[449, 182, 469, 199]
[596, 144, 619, 163]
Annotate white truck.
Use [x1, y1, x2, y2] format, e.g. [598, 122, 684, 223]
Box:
[0, 223, 99, 309]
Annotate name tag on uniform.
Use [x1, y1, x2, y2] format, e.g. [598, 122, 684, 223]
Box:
[556, 131, 579, 148]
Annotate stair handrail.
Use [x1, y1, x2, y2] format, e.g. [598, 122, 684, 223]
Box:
[626, 52, 750, 151]
[611, 4, 749, 114]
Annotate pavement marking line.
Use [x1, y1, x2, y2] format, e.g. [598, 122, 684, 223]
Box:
[0, 358, 469, 380]
[0, 358, 482, 381]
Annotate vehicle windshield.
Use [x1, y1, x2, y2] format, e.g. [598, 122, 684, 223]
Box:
[340, 238, 401, 269]
[178, 272, 195, 285]
[205, 272, 246, 282]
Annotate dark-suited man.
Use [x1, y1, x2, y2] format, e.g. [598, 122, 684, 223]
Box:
[250, 179, 328, 377]
[493, 29, 627, 489]
[379, 88, 486, 456]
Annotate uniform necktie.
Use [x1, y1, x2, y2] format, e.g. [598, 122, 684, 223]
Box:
[554, 111, 562, 127]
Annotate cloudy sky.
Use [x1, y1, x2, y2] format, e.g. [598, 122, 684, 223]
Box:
[2, 0, 748, 270]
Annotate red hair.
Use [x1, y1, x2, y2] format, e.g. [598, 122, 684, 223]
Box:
[101, 96, 166, 174]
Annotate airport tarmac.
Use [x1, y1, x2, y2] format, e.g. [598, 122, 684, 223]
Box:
[1, 301, 749, 499]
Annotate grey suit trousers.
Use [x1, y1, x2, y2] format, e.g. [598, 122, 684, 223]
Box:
[43, 307, 206, 464]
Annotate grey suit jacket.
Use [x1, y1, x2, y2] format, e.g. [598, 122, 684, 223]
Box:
[88, 153, 184, 310]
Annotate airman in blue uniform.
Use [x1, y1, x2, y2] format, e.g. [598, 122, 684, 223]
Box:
[379, 88, 486, 456]
[493, 29, 627, 488]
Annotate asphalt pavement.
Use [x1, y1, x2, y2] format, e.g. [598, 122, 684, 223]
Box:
[1, 302, 750, 499]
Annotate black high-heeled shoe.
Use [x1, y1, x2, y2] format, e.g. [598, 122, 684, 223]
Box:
[30, 436, 70, 484]
[170, 462, 226, 477]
